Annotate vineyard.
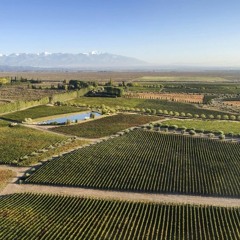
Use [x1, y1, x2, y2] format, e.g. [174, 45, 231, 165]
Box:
[52, 114, 161, 138]
[1, 105, 83, 122]
[67, 97, 226, 116]
[26, 130, 240, 197]
[0, 120, 66, 165]
[162, 119, 240, 135]
[125, 92, 204, 103]
[0, 193, 239, 239]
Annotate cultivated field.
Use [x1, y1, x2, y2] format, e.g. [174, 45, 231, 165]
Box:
[135, 76, 229, 82]
[68, 97, 226, 116]
[3, 71, 239, 82]
[0, 85, 65, 101]
[26, 130, 240, 197]
[1, 71, 240, 239]
[0, 120, 66, 165]
[125, 92, 204, 103]
[1, 105, 83, 122]
[223, 101, 240, 107]
[52, 114, 162, 138]
[0, 193, 239, 239]
[162, 119, 240, 135]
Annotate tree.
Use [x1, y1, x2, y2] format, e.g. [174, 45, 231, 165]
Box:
[200, 114, 206, 119]
[180, 112, 186, 117]
[230, 115, 236, 121]
[222, 115, 229, 120]
[208, 133, 215, 139]
[189, 130, 196, 135]
[163, 110, 169, 115]
[171, 125, 178, 130]
[208, 114, 215, 119]
[146, 108, 151, 114]
[151, 109, 157, 115]
[219, 134, 225, 140]
[216, 115, 222, 120]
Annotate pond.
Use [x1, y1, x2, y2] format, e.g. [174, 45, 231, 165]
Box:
[39, 112, 101, 125]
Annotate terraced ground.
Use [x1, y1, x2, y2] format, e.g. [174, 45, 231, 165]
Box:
[26, 130, 240, 198]
[0, 193, 239, 240]
[52, 114, 162, 138]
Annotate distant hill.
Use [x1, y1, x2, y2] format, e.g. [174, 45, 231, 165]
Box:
[0, 52, 147, 69]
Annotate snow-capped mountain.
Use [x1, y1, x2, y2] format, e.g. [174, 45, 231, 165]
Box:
[0, 52, 146, 69]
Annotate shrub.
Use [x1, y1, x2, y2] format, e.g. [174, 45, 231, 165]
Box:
[189, 130, 196, 135]
[219, 134, 225, 140]
[65, 119, 71, 125]
[208, 133, 215, 138]
[230, 115, 236, 121]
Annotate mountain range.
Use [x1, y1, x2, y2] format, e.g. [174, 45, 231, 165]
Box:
[0, 52, 147, 69]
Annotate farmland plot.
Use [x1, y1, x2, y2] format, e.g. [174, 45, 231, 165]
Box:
[0, 193, 239, 239]
[26, 130, 240, 197]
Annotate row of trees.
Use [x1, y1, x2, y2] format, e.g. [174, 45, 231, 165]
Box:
[60, 102, 240, 121]
[145, 123, 238, 140]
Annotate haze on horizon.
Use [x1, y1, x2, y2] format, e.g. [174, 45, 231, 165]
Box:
[1, 0, 240, 67]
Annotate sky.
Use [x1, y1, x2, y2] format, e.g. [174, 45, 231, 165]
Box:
[1, 0, 240, 66]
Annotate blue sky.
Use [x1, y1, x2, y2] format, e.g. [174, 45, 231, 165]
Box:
[1, 0, 240, 66]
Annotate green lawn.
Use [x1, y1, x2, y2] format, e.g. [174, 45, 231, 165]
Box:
[68, 97, 227, 116]
[0, 120, 66, 165]
[52, 113, 162, 138]
[1, 105, 85, 122]
[162, 119, 240, 135]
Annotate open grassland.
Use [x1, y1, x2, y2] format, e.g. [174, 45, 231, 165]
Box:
[0, 193, 239, 240]
[27, 130, 240, 198]
[1, 105, 83, 122]
[0, 120, 66, 165]
[162, 119, 240, 135]
[0, 169, 15, 191]
[125, 92, 204, 103]
[68, 97, 226, 116]
[52, 114, 162, 138]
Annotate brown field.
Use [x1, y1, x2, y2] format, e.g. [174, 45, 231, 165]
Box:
[125, 92, 204, 103]
[223, 101, 240, 107]
[0, 85, 65, 101]
[0, 169, 15, 191]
